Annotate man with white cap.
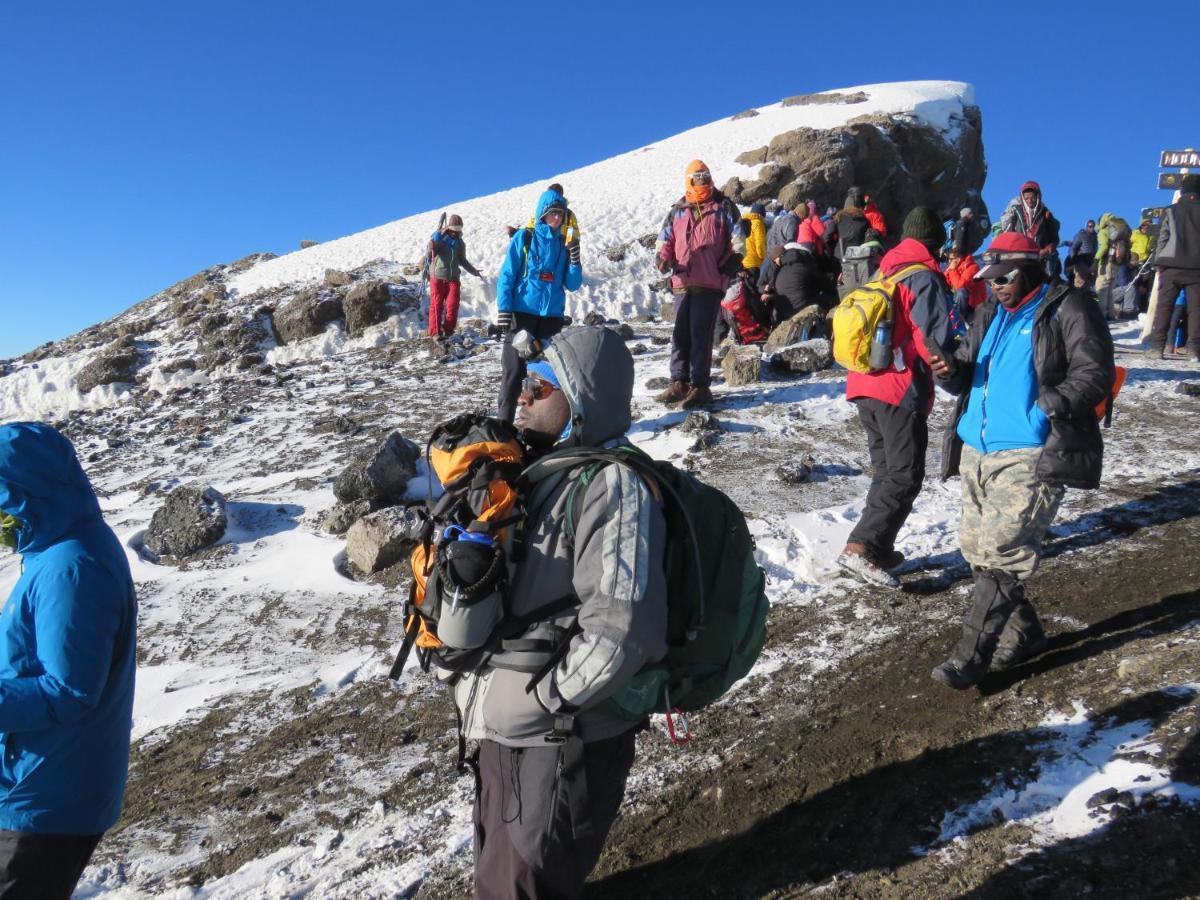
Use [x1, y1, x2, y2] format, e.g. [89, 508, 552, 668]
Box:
[929, 232, 1114, 689]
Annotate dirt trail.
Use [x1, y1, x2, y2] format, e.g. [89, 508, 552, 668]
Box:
[585, 487, 1200, 899]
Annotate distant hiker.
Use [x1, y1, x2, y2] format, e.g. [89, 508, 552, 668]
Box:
[457, 328, 668, 900]
[764, 204, 800, 266]
[835, 207, 957, 587]
[998, 181, 1062, 282]
[1130, 218, 1157, 264]
[758, 240, 832, 322]
[494, 189, 583, 422]
[930, 233, 1114, 688]
[1094, 212, 1134, 321]
[0, 423, 137, 898]
[944, 246, 986, 326]
[654, 159, 745, 409]
[741, 203, 768, 271]
[427, 214, 484, 337]
[951, 207, 982, 256]
[1066, 219, 1098, 289]
[863, 193, 887, 237]
[803, 200, 828, 256]
[825, 187, 874, 295]
[1145, 174, 1200, 361]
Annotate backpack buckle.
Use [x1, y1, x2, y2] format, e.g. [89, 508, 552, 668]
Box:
[546, 713, 576, 744]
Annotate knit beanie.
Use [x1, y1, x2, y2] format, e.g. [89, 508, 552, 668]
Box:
[902, 206, 944, 251]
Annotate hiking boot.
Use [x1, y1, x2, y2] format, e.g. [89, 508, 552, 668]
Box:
[989, 600, 1048, 671]
[654, 379, 689, 404]
[836, 542, 900, 589]
[679, 384, 714, 409]
[878, 549, 905, 571]
[931, 569, 1020, 690]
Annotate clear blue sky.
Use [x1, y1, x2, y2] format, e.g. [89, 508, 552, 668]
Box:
[1, 1, 1194, 358]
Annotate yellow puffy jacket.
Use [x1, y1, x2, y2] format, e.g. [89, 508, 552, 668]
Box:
[1130, 229, 1156, 263]
[741, 213, 767, 270]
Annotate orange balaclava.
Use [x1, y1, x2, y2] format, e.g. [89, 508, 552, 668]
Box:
[685, 159, 713, 204]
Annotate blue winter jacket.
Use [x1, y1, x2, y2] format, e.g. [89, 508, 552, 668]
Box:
[956, 284, 1052, 454]
[496, 189, 583, 318]
[0, 423, 137, 835]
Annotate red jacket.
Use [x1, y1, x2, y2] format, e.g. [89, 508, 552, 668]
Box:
[944, 256, 987, 309]
[845, 239, 955, 415]
[864, 201, 887, 236]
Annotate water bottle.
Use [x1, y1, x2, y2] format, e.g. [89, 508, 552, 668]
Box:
[868, 320, 894, 371]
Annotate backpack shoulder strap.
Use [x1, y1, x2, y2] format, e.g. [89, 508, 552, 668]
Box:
[519, 226, 534, 280]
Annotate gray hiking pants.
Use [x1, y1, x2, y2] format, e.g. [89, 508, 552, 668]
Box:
[473, 729, 637, 900]
[959, 445, 1064, 580]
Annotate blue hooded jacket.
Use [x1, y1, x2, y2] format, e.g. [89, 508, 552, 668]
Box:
[0, 423, 137, 835]
[496, 189, 583, 318]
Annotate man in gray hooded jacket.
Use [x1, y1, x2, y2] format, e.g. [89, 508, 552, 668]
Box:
[456, 326, 668, 899]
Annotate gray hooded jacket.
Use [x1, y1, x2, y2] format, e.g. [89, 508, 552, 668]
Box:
[452, 327, 669, 747]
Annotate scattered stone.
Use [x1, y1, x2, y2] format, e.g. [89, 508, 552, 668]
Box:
[345, 506, 424, 574]
[313, 414, 360, 436]
[777, 455, 816, 484]
[343, 281, 392, 337]
[630, 343, 649, 355]
[610, 323, 636, 341]
[781, 90, 869, 107]
[333, 431, 420, 503]
[77, 341, 141, 393]
[300, 239, 319, 249]
[645, 377, 670, 391]
[722, 345, 762, 386]
[1174, 382, 1200, 398]
[632, 314, 655, 323]
[145, 485, 228, 558]
[770, 339, 834, 375]
[764, 306, 827, 354]
[604, 244, 628, 262]
[236, 353, 265, 371]
[731, 108, 760, 120]
[324, 269, 352, 287]
[321, 499, 372, 536]
[650, 335, 670, 346]
[273, 289, 345, 345]
[637, 233, 658, 250]
[679, 411, 719, 434]
[583, 311, 610, 326]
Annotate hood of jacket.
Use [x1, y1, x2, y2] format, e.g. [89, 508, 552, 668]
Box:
[534, 189, 568, 238]
[879, 237, 939, 274]
[0, 422, 104, 555]
[543, 327, 633, 447]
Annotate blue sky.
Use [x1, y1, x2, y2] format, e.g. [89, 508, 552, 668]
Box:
[1, 1, 1195, 358]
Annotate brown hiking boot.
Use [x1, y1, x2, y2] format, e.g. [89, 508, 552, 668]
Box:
[836, 541, 899, 588]
[654, 379, 689, 404]
[679, 384, 714, 409]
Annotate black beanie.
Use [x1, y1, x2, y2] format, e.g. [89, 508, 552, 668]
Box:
[902, 206, 945, 251]
[1183, 174, 1200, 195]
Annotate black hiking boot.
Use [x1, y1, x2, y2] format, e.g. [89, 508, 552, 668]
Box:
[931, 570, 1020, 690]
[989, 598, 1048, 671]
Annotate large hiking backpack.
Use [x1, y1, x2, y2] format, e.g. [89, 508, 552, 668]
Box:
[831, 264, 927, 373]
[721, 276, 771, 345]
[524, 445, 769, 721]
[389, 414, 530, 679]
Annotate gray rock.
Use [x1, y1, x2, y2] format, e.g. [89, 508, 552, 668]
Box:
[324, 268, 352, 287]
[583, 311, 609, 326]
[273, 289, 345, 345]
[764, 306, 826, 354]
[145, 485, 228, 558]
[343, 281, 392, 337]
[777, 455, 816, 484]
[722, 345, 761, 386]
[300, 239, 319, 249]
[333, 431, 420, 503]
[345, 506, 424, 574]
[769, 339, 834, 375]
[604, 244, 628, 262]
[321, 499, 373, 535]
[680, 410, 719, 434]
[637, 233, 658, 250]
[1175, 382, 1200, 398]
[645, 377, 670, 391]
[610, 323, 636, 341]
[77, 342, 140, 393]
[781, 90, 869, 107]
[731, 108, 760, 120]
[630, 343, 649, 355]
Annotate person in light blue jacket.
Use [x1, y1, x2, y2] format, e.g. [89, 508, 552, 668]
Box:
[0, 422, 137, 898]
[494, 188, 583, 422]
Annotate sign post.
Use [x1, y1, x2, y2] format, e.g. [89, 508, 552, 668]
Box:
[1143, 148, 1195, 341]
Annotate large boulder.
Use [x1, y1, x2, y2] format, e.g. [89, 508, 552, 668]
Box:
[273, 289, 344, 345]
[764, 305, 826, 354]
[77, 338, 140, 393]
[333, 431, 420, 503]
[345, 506, 424, 574]
[145, 485, 227, 558]
[722, 345, 761, 386]
[722, 96, 989, 242]
[769, 339, 833, 375]
[343, 281, 392, 337]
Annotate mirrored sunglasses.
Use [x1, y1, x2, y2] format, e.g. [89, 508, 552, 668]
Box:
[988, 271, 1019, 286]
[690, 170, 712, 185]
[520, 376, 558, 401]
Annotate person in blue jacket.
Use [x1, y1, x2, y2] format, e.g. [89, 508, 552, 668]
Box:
[494, 188, 583, 422]
[0, 422, 137, 898]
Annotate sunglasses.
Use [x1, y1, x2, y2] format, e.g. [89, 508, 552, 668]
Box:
[988, 271, 1019, 286]
[520, 376, 558, 401]
[690, 170, 712, 185]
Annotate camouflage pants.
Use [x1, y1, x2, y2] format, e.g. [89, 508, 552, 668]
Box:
[959, 445, 1064, 581]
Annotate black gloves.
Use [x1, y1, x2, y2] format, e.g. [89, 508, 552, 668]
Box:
[495, 311, 514, 336]
[568, 239, 581, 266]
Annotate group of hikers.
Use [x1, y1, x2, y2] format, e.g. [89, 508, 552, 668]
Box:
[2, 161, 1199, 900]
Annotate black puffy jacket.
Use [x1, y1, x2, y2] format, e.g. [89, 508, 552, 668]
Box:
[1155, 194, 1200, 270]
[939, 283, 1115, 489]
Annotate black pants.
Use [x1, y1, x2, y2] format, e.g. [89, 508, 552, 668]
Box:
[669, 288, 723, 388]
[1148, 267, 1200, 353]
[473, 730, 637, 900]
[0, 830, 102, 900]
[848, 397, 928, 555]
[497, 313, 565, 423]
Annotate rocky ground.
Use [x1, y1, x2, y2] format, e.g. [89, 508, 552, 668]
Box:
[3, 265, 1198, 898]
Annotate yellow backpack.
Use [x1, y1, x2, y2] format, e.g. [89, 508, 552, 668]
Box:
[831, 264, 928, 373]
